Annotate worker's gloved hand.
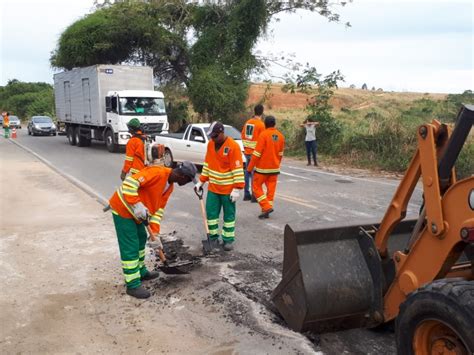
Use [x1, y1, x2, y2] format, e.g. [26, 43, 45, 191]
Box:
[194, 181, 204, 193]
[230, 189, 240, 203]
[120, 171, 127, 181]
[132, 202, 149, 221]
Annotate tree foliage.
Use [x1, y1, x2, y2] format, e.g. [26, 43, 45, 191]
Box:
[282, 66, 345, 153]
[51, 0, 351, 121]
[0, 80, 54, 119]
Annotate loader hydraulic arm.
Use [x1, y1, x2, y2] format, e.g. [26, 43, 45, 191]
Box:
[378, 104, 474, 321]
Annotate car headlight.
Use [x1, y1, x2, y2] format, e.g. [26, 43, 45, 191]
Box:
[34, 124, 41, 129]
[51, 124, 56, 129]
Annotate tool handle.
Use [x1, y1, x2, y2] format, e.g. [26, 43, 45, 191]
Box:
[143, 222, 166, 263]
[199, 199, 210, 234]
[194, 187, 204, 200]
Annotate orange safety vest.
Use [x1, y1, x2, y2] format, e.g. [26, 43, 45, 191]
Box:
[109, 166, 174, 234]
[200, 137, 244, 195]
[241, 117, 265, 155]
[3, 115, 9, 128]
[247, 127, 285, 174]
[122, 134, 146, 175]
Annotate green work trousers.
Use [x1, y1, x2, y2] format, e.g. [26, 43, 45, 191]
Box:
[206, 190, 236, 243]
[112, 213, 149, 289]
[4, 127, 10, 138]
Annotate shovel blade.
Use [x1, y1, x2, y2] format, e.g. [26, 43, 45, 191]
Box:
[159, 260, 193, 275]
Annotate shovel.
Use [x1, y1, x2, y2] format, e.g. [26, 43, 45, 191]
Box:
[194, 188, 213, 254]
[143, 220, 191, 275]
[103, 205, 190, 275]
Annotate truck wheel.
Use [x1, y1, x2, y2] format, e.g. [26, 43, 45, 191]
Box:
[67, 126, 76, 146]
[396, 279, 474, 355]
[105, 130, 118, 153]
[75, 126, 84, 147]
[164, 148, 174, 168]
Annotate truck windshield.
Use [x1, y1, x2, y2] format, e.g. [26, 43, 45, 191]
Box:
[119, 97, 166, 116]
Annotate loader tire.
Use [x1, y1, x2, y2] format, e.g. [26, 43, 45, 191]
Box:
[396, 279, 474, 355]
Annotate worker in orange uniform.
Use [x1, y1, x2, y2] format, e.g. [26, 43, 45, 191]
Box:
[109, 144, 198, 299]
[2, 112, 10, 138]
[247, 116, 285, 219]
[194, 121, 245, 251]
[241, 104, 265, 201]
[120, 118, 146, 181]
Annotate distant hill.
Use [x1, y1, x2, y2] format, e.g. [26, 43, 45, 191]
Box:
[247, 83, 447, 122]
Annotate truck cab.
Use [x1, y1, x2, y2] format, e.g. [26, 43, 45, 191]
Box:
[105, 90, 169, 149]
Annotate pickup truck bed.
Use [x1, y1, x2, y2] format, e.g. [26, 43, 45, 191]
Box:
[155, 123, 245, 167]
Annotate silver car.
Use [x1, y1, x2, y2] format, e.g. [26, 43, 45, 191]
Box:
[9, 115, 21, 129]
[27, 116, 57, 136]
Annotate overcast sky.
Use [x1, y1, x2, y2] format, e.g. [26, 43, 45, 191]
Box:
[1, 0, 472, 93]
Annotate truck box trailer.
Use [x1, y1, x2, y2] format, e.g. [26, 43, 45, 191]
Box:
[54, 64, 169, 152]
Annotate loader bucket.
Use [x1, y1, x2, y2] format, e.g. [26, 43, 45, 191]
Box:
[271, 219, 417, 333]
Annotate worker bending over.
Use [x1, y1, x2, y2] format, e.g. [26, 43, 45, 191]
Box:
[195, 122, 244, 251]
[247, 116, 285, 219]
[241, 104, 265, 201]
[109, 144, 197, 299]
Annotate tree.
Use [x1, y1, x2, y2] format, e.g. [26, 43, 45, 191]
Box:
[51, 0, 351, 122]
[0, 80, 54, 119]
[362, 83, 368, 90]
[282, 65, 345, 154]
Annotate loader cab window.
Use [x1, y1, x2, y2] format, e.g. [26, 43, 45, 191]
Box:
[119, 97, 166, 116]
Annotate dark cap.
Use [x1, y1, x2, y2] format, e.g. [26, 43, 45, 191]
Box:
[176, 161, 198, 183]
[207, 121, 224, 138]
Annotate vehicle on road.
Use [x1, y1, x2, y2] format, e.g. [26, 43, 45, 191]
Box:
[9, 115, 21, 129]
[27, 116, 57, 136]
[54, 65, 169, 152]
[154, 123, 246, 167]
[272, 104, 474, 354]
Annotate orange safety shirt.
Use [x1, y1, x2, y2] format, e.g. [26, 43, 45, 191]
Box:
[247, 127, 285, 174]
[241, 117, 265, 155]
[122, 134, 146, 175]
[3, 115, 9, 128]
[109, 166, 174, 234]
[200, 137, 245, 195]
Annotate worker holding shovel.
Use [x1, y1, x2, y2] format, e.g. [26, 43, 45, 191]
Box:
[109, 144, 198, 299]
[194, 121, 245, 252]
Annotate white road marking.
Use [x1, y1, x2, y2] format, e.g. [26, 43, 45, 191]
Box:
[284, 165, 401, 187]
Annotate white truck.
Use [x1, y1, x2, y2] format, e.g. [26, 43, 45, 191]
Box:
[155, 123, 246, 167]
[54, 65, 169, 152]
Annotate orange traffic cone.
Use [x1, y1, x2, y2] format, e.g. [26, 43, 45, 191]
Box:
[11, 127, 17, 139]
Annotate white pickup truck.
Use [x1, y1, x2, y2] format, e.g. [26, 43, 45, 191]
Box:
[155, 123, 246, 167]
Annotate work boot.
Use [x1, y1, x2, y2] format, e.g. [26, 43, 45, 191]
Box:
[251, 195, 257, 203]
[223, 242, 234, 251]
[142, 270, 159, 281]
[314, 161, 318, 167]
[307, 162, 311, 166]
[243, 193, 251, 201]
[126, 285, 151, 299]
[258, 208, 274, 219]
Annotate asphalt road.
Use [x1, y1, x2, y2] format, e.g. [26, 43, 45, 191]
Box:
[13, 129, 424, 354]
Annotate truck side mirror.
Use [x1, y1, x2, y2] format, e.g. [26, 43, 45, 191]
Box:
[105, 97, 112, 112]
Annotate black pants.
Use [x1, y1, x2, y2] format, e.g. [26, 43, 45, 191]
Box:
[305, 140, 317, 164]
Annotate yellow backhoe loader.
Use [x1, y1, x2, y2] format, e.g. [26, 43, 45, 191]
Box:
[272, 104, 474, 354]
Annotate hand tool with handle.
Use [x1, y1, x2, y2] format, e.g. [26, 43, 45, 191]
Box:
[194, 187, 213, 254]
[142, 220, 191, 275]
